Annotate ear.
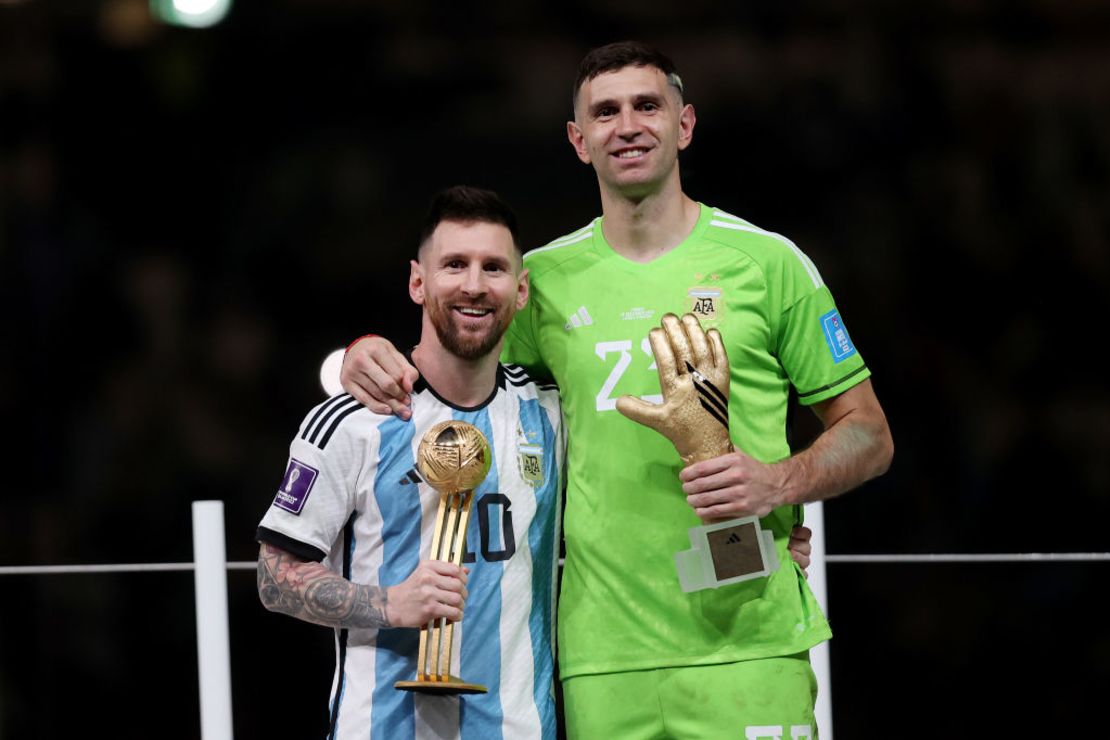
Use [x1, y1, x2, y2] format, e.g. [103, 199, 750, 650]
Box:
[677, 103, 696, 152]
[515, 268, 530, 311]
[409, 260, 425, 305]
[567, 120, 591, 164]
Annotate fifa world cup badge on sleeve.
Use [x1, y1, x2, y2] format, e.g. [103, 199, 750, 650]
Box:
[395, 420, 491, 696]
[273, 458, 319, 515]
[615, 312, 779, 592]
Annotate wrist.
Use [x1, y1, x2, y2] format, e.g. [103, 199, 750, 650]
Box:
[381, 584, 397, 627]
[775, 455, 807, 507]
[345, 333, 378, 355]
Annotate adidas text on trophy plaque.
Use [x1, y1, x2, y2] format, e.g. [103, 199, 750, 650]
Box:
[395, 420, 491, 695]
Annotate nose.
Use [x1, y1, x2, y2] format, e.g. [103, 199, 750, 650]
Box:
[616, 106, 638, 138]
[460, 264, 487, 296]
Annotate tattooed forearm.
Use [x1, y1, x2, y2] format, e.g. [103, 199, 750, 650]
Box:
[257, 543, 391, 629]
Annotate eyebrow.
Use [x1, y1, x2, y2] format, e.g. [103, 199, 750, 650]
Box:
[589, 92, 665, 116]
[439, 251, 512, 267]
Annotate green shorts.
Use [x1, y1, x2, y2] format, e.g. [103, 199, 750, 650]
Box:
[562, 654, 819, 740]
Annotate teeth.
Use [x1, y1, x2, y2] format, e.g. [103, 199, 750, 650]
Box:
[617, 149, 647, 159]
[458, 307, 490, 316]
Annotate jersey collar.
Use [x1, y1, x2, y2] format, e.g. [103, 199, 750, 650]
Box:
[406, 348, 505, 412]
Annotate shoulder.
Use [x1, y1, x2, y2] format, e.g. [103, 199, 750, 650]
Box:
[294, 393, 383, 452]
[702, 206, 825, 290]
[502, 363, 559, 400]
[522, 218, 600, 276]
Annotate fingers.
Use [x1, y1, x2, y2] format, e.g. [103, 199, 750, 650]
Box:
[616, 394, 667, 432]
[366, 362, 416, 420]
[424, 559, 469, 586]
[789, 526, 813, 557]
[423, 566, 467, 620]
[681, 313, 711, 368]
[343, 376, 392, 415]
[375, 350, 419, 397]
[340, 338, 418, 420]
[679, 453, 734, 484]
[789, 526, 812, 576]
[391, 561, 471, 626]
[661, 313, 693, 374]
[647, 326, 679, 388]
[707, 327, 728, 371]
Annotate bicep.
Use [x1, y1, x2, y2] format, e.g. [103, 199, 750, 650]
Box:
[809, 379, 886, 431]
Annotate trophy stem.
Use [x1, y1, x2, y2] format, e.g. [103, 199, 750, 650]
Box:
[443, 491, 475, 676]
[396, 420, 490, 696]
[416, 491, 452, 681]
[430, 492, 463, 679]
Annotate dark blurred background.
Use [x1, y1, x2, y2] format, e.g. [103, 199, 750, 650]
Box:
[2, 0, 1108, 737]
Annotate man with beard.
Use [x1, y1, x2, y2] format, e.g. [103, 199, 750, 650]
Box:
[255, 186, 566, 739]
[341, 42, 891, 738]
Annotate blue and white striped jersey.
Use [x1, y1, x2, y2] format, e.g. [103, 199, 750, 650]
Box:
[258, 363, 564, 740]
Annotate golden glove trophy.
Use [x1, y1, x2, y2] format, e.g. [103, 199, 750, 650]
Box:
[395, 420, 490, 695]
[617, 313, 779, 593]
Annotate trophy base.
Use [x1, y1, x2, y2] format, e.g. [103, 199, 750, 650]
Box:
[395, 677, 488, 695]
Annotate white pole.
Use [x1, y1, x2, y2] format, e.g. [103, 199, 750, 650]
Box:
[804, 501, 833, 740]
[192, 500, 235, 740]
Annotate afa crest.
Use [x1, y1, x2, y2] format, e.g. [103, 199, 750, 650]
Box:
[517, 443, 544, 486]
[687, 287, 723, 320]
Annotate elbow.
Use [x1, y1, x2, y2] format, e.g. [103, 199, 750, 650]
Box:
[256, 552, 282, 613]
[873, 420, 894, 478]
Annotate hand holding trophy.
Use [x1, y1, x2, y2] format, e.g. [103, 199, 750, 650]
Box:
[395, 420, 491, 694]
[617, 313, 779, 593]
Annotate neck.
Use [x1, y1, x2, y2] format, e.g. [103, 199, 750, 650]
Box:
[411, 322, 501, 408]
[597, 173, 700, 263]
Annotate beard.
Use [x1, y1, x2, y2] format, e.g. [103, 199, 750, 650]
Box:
[426, 298, 513, 361]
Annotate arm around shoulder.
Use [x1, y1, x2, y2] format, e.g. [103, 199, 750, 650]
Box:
[339, 335, 418, 418]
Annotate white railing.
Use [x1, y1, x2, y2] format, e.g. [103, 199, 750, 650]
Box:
[2, 499, 1107, 740]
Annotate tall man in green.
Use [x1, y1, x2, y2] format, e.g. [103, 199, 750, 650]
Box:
[343, 42, 893, 739]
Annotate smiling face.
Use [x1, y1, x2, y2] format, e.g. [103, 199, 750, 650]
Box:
[568, 64, 696, 200]
[410, 220, 528, 361]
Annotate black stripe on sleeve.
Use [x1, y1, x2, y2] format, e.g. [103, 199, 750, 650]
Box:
[309, 397, 360, 445]
[256, 526, 328, 562]
[797, 365, 869, 400]
[318, 403, 364, 449]
[302, 395, 352, 441]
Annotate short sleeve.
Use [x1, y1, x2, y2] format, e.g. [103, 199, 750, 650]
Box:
[501, 296, 551, 382]
[777, 285, 871, 406]
[257, 400, 373, 560]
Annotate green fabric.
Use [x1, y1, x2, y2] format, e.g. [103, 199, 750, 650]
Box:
[562, 656, 819, 740]
[502, 203, 868, 678]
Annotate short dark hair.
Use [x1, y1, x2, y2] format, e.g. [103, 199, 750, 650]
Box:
[417, 185, 520, 254]
[572, 41, 684, 110]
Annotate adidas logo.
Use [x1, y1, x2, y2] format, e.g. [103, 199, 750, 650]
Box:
[725, 532, 742, 544]
[398, 468, 424, 486]
[564, 306, 593, 330]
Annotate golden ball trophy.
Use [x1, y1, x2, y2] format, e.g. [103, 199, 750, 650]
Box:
[395, 420, 491, 695]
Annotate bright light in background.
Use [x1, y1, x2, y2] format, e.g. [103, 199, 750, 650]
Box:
[150, 0, 231, 28]
[320, 349, 345, 397]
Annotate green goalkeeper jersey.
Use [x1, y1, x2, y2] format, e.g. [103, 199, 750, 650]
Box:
[502, 203, 870, 678]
